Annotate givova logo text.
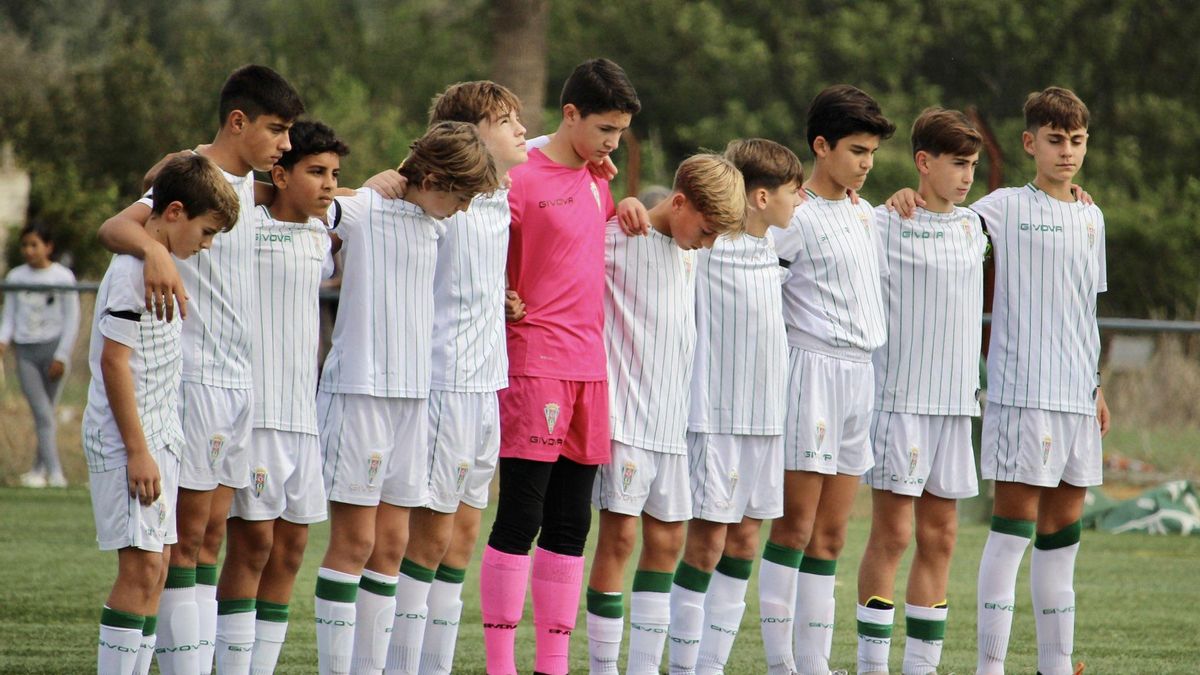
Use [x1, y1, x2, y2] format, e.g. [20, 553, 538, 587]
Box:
[1018, 223, 1063, 233]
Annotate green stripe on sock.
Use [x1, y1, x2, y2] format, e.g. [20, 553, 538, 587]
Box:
[763, 541, 803, 568]
[164, 566, 196, 589]
[217, 598, 256, 615]
[195, 563, 218, 586]
[906, 616, 946, 641]
[798, 556, 837, 576]
[400, 558, 436, 583]
[632, 570, 674, 593]
[990, 515, 1035, 539]
[435, 565, 466, 584]
[1034, 520, 1083, 550]
[586, 588, 624, 618]
[857, 620, 893, 639]
[359, 575, 397, 597]
[715, 555, 753, 580]
[141, 616, 157, 636]
[316, 576, 359, 603]
[100, 607, 144, 630]
[673, 562, 712, 593]
[256, 600, 289, 623]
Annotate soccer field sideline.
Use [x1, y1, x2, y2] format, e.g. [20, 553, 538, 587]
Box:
[2, 487, 1198, 674]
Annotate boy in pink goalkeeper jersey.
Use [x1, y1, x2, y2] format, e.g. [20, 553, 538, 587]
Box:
[479, 57, 640, 675]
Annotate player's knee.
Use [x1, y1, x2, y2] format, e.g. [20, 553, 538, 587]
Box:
[600, 522, 638, 560]
[807, 526, 848, 560]
[275, 534, 309, 576]
[915, 521, 957, 561]
[770, 518, 813, 551]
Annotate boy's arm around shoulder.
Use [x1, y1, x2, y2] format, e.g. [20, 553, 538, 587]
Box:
[98, 201, 187, 322]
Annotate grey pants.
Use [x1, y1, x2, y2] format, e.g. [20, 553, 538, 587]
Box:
[14, 340, 64, 476]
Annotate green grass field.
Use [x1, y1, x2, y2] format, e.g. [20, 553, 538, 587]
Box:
[3, 487, 1198, 673]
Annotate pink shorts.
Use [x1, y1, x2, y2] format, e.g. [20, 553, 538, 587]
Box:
[499, 376, 611, 465]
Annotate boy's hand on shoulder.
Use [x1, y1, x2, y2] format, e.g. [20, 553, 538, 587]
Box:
[144, 243, 187, 322]
[885, 188, 923, 218]
[505, 289, 526, 322]
[588, 156, 619, 181]
[1096, 388, 1110, 437]
[126, 448, 161, 507]
[47, 359, 65, 381]
[363, 170, 407, 199]
[1071, 183, 1094, 205]
[616, 197, 650, 236]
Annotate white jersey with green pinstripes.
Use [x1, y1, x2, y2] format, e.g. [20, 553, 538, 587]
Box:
[688, 230, 788, 436]
[873, 205, 987, 415]
[973, 184, 1107, 415]
[140, 169, 257, 389]
[251, 207, 330, 434]
[82, 255, 183, 472]
[430, 190, 509, 393]
[773, 193, 886, 360]
[605, 220, 698, 454]
[319, 188, 443, 398]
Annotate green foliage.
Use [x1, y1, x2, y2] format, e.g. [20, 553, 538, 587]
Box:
[5, 162, 121, 276]
[0, 0, 1197, 317]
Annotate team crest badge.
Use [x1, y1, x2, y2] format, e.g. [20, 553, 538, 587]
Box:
[961, 218, 972, 238]
[544, 402, 561, 434]
[456, 461, 470, 492]
[1042, 435, 1053, 466]
[208, 434, 226, 467]
[367, 452, 383, 486]
[253, 467, 268, 497]
[729, 469, 739, 494]
[590, 181, 602, 212]
[815, 421, 827, 449]
[683, 251, 695, 277]
[908, 446, 920, 476]
[858, 211, 870, 230]
[1086, 221, 1096, 248]
[621, 460, 637, 493]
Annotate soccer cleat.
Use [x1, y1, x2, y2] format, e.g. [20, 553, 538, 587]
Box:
[19, 470, 46, 488]
[47, 472, 67, 488]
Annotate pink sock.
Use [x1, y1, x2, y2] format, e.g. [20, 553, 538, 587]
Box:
[531, 547, 585, 675]
[480, 546, 530, 675]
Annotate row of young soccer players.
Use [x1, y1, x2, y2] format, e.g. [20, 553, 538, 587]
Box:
[80, 57, 1106, 675]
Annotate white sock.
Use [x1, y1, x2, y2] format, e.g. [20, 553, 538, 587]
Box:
[627, 576, 672, 675]
[667, 563, 711, 675]
[386, 560, 434, 675]
[251, 617, 289, 675]
[1032, 523, 1081, 675]
[351, 568, 398, 675]
[587, 609, 624, 675]
[696, 559, 751, 675]
[977, 519, 1033, 675]
[855, 602, 894, 674]
[903, 603, 947, 675]
[758, 543, 801, 675]
[99, 619, 144, 675]
[157, 571, 200, 675]
[215, 602, 256, 675]
[196, 572, 218, 675]
[793, 557, 836, 675]
[418, 574, 464, 675]
[315, 567, 361, 675]
[134, 625, 155, 675]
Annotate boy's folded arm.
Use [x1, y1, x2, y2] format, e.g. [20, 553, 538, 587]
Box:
[98, 202, 187, 321]
[100, 337, 159, 505]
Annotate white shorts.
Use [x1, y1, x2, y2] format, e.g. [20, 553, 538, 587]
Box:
[230, 429, 328, 524]
[783, 347, 875, 476]
[981, 402, 1102, 487]
[426, 390, 501, 513]
[688, 432, 783, 523]
[864, 412, 979, 499]
[318, 392, 430, 507]
[593, 441, 692, 522]
[179, 382, 253, 490]
[89, 446, 180, 552]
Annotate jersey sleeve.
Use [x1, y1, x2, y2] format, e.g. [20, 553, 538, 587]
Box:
[970, 189, 1009, 234]
[331, 189, 372, 242]
[97, 260, 148, 350]
[872, 205, 892, 278]
[772, 206, 806, 265]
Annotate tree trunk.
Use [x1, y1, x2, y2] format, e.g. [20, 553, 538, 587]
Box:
[490, 0, 549, 137]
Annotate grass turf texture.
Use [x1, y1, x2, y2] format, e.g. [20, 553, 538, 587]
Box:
[3, 487, 1199, 673]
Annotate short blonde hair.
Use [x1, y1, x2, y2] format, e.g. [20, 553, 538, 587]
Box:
[399, 120, 500, 197]
[673, 153, 747, 235]
[150, 155, 239, 232]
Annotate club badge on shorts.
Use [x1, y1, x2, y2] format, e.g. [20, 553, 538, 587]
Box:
[456, 461, 470, 492]
[815, 420, 827, 449]
[544, 402, 561, 435]
[1042, 435, 1053, 466]
[253, 467, 268, 497]
[908, 445, 920, 476]
[729, 468, 739, 494]
[209, 434, 226, 468]
[368, 452, 383, 486]
[621, 460, 637, 493]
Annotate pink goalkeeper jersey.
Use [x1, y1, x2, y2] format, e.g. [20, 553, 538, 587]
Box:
[506, 148, 615, 381]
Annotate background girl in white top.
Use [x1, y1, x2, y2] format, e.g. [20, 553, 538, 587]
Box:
[0, 222, 80, 487]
